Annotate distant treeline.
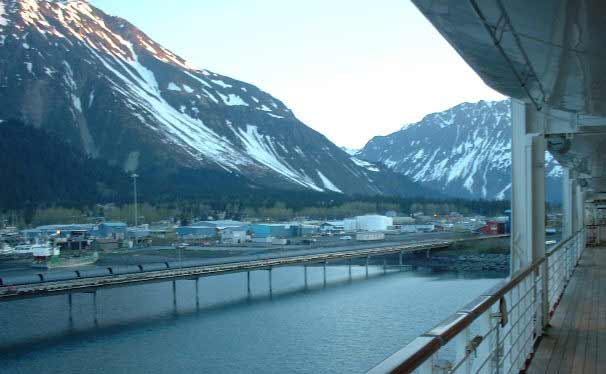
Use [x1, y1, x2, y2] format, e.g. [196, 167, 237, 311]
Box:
[3, 198, 511, 228]
[0, 119, 511, 226]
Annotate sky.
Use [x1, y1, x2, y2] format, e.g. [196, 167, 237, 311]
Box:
[91, 0, 505, 149]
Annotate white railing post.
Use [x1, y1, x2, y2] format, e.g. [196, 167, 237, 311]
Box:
[533, 268, 542, 344]
[455, 327, 472, 374]
[491, 310, 502, 374]
[541, 258, 550, 329]
[561, 243, 572, 282]
[417, 354, 435, 374]
[524, 276, 534, 365]
[501, 294, 512, 374]
[474, 311, 493, 374]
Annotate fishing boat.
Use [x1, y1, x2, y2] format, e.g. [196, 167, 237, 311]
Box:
[31, 243, 99, 269]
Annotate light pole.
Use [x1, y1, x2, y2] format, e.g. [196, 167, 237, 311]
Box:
[131, 174, 139, 227]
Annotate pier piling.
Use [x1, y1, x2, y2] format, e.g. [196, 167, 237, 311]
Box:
[269, 267, 273, 297]
[68, 293, 73, 324]
[92, 291, 98, 325]
[247, 271, 251, 297]
[195, 278, 200, 309]
[172, 280, 177, 310]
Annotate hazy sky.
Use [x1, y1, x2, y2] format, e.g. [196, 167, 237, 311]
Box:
[91, 0, 504, 148]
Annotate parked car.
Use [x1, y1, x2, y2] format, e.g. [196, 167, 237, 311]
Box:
[340, 235, 352, 240]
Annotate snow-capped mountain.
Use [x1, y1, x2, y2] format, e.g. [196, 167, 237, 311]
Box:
[0, 0, 432, 198]
[357, 100, 563, 200]
[340, 147, 359, 156]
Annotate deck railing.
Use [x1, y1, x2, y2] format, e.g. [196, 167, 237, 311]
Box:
[368, 229, 586, 374]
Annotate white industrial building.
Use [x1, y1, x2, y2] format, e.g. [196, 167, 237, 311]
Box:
[344, 218, 357, 231]
[344, 215, 393, 232]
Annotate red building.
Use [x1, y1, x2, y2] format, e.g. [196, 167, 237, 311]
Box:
[478, 220, 506, 236]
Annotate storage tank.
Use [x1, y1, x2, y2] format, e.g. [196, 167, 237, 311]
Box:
[355, 215, 393, 231]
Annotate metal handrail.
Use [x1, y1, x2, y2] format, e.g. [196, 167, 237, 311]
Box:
[368, 229, 585, 374]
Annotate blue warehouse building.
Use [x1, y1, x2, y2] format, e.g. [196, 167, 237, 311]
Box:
[97, 222, 128, 239]
[248, 224, 291, 239]
[175, 225, 217, 239]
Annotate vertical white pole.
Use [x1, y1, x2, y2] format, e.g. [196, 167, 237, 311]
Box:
[576, 185, 586, 252]
[132, 174, 138, 227]
[510, 100, 546, 274]
[562, 169, 573, 238]
[455, 326, 471, 374]
[475, 311, 493, 374]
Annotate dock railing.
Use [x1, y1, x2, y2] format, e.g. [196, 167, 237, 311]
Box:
[368, 229, 586, 374]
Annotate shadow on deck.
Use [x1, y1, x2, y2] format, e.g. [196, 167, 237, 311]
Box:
[528, 247, 606, 374]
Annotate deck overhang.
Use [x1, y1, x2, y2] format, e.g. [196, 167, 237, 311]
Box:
[411, 0, 606, 195]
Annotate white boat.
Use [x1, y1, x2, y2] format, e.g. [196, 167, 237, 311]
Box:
[31, 243, 61, 257]
[13, 244, 34, 255]
[0, 243, 13, 255]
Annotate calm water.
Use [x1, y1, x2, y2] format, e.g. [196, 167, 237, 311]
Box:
[0, 265, 503, 374]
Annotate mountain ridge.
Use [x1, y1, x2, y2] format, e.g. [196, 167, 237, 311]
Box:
[357, 99, 563, 200]
[0, 0, 436, 199]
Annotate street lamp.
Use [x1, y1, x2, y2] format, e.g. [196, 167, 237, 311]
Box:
[131, 174, 139, 227]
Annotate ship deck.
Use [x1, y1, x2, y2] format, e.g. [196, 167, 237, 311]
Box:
[528, 246, 606, 374]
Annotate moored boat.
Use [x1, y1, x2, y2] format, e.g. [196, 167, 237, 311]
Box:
[31, 244, 99, 269]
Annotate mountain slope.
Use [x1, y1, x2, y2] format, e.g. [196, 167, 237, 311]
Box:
[0, 118, 128, 209]
[0, 118, 351, 211]
[0, 0, 431, 198]
[357, 100, 563, 200]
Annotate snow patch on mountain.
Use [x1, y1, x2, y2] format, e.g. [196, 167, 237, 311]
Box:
[317, 171, 342, 193]
[350, 157, 380, 172]
[234, 125, 323, 191]
[0, 3, 7, 26]
[167, 82, 181, 91]
[358, 100, 563, 200]
[341, 147, 359, 156]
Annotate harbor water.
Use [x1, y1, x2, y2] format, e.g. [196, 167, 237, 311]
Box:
[0, 265, 503, 374]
